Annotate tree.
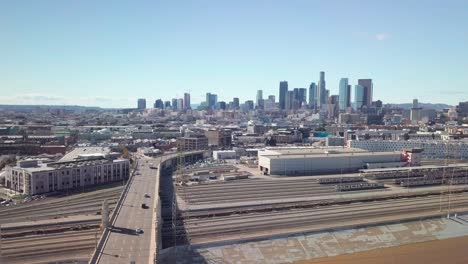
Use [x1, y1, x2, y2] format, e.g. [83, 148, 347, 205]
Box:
[122, 147, 130, 159]
[403, 133, 410, 141]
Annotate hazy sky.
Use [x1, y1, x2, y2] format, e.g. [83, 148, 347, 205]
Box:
[1, 0, 467, 108]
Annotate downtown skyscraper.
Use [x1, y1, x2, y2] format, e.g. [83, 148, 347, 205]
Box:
[354, 84, 365, 110]
[137, 98, 146, 109]
[256, 90, 264, 110]
[338, 78, 351, 112]
[183, 93, 191, 109]
[358, 79, 373, 107]
[317, 71, 326, 108]
[308, 82, 317, 109]
[279, 81, 288, 110]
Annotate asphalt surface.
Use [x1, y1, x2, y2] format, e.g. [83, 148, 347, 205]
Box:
[97, 156, 159, 264]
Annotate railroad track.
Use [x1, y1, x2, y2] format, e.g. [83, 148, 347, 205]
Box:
[0, 229, 100, 262]
[0, 191, 121, 223]
[0, 199, 116, 223]
[178, 188, 388, 204]
[173, 193, 468, 243]
[183, 195, 468, 227]
[2, 220, 101, 237]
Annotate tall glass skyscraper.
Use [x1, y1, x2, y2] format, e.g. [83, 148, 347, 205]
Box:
[354, 84, 365, 110]
[338, 78, 350, 112]
[358, 79, 373, 107]
[279, 81, 288, 110]
[285, 90, 294, 110]
[233, 97, 240, 109]
[308, 82, 317, 109]
[137, 98, 146, 109]
[256, 90, 264, 110]
[183, 93, 191, 109]
[317, 71, 326, 108]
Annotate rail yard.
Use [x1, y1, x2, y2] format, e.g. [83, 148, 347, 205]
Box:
[165, 162, 468, 249]
[0, 185, 123, 264]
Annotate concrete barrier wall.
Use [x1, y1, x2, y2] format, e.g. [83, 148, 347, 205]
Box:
[152, 151, 207, 263]
[150, 158, 163, 263]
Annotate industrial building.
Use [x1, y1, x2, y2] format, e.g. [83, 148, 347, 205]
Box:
[348, 139, 468, 159]
[258, 147, 411, 176]
[212, 150, 237, 160]
[177, 135, 208, 151]
[5, 157, 130, 195]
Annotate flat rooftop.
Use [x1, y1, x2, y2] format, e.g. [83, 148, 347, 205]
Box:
[12, 158, 127, 173]
[360, 163, 468, 173]
[60, 147, 110, 162]
[259, 147, 400, 159]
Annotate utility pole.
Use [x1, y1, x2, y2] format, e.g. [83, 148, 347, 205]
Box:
[101, 199, 109, 230]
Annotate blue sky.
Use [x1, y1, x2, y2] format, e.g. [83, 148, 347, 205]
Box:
[1, 0, 467, 108]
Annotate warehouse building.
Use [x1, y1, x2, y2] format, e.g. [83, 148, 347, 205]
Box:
[258, 147, 406, 176]
[348, 139, 468, 159]
[5, 157, 130, 195]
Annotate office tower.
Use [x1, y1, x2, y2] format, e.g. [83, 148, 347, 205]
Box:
[154, 99, 164, 109]
[325, 90, 330, 107]
[358, 79, 373, 107]
[317, 71, 326, 107]
[410, 99, 422, 124]
[206, 93, 212, 107]
[308, 82, 317, 109]
[354, 85, 365, 110]
[339, 78, 351, 112]
[285, 90, 294, 110]
[219, 101, 226, 110]
[137, 98, 146, 109]
[256, 90, 264, 110]
[171, 98, 178, 110]
[183, 93, 191, 109]
[177, 98, 184, 110]
[264, 95, 276, 110]
[233, 97, 240, 109]
[299, 88, 307, 105]
[206, 93, 218, 109]
[279, 81, 288, 110]
[328, 95, 340, 119]
[292, 88, 300, 109]
[210, 94, 218, 108]
[245, 100, 254, 110]
[164, 101, 171, 109]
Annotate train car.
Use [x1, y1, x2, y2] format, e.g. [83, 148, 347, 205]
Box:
[400, 179, 444, 187]
[319, 177, 364, 184]
[335, 182, 384, 192]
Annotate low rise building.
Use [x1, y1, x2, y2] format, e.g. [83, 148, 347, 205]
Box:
[177, 135, 208, 151]
[258, 147, 405, 176]
[204, 129, 232, 147]
[213, 150, 237, 160]
[348, 139, 468, 159]
[5, 157, 130, 195]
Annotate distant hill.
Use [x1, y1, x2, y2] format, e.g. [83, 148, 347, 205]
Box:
[387, 103, 452, 110]
[0, 104, 103, 111]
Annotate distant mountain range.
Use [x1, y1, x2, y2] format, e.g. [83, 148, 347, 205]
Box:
[0, 104, 103, 111]
[386, 103, 453, 111]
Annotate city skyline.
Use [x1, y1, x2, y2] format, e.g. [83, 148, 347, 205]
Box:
[1, 1, 467, 107]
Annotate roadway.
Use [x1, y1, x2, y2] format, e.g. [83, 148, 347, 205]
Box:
[95, 151, 205, 263]
[97, 155, 161, 264]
